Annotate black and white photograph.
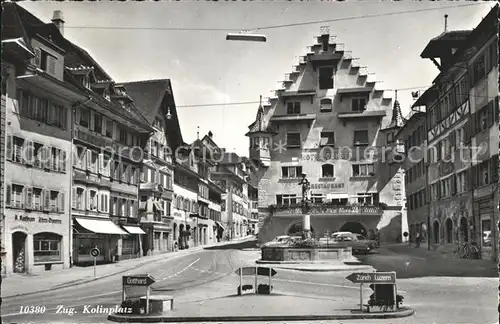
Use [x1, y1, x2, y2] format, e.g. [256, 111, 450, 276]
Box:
[0, 1, 499, 324]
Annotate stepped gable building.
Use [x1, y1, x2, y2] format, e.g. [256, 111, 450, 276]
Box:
[246, 28, 408, 244]
[121, 79, 176, 256]
[403, 5, 499, 261]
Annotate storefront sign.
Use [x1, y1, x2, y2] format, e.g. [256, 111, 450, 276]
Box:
[310, 183, 345, 189]
[14, 215, 62, 224]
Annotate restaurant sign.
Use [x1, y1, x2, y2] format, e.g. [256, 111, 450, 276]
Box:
[310, 183, 344, 190]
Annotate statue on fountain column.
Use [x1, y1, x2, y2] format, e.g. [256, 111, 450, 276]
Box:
[298, 173, 312, 238]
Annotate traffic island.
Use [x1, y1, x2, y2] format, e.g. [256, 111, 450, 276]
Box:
[107, 293, 415, 323]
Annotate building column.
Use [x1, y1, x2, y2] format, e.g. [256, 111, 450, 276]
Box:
[26, 234, 34, 274]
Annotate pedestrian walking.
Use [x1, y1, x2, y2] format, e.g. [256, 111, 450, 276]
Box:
[415, 232, 421, 248]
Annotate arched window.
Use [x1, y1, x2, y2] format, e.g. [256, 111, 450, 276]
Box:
[433, 221, 440, 244]
[320, 98, 333, 112]
[33, 232, 62, 263]
[321, 164, 334, 178]
[445, 218, 453, 244]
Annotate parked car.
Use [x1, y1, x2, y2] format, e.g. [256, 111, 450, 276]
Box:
[354, 234, 379, 249]
[332, 233, 371, 255]
[263, 235, 291, 246]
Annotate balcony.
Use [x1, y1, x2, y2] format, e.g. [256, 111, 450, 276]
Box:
[270, 203, 383, 217]
[74, 125, 139, 160]
[270, 113, 316, 123]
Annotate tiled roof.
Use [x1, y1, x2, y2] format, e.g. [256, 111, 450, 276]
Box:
[120, 79, 171, 123]
[2, 3, 34, 52]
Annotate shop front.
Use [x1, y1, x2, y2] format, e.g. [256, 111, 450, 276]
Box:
[141, 220, 173, 255]
[121, 225, 145, 260]
[72, 217, 128, 265]
[5, 210, 70, 275]
[474, 196, 495, 260]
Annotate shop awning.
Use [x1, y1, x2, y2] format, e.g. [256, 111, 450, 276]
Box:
[215, 221, 226, 231]
[326, 193, 349, 200]
[123, 226, 146, 235]
[153, 202, 164, 212]
[75, 218, 128, 235]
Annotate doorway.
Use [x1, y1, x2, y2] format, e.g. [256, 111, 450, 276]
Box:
[445, 218, 453, 244]
[12, 232, 27, 273]
[339, 222, 367, 236]
[460, 217, 469, 242]
[433, 220, 440, 244]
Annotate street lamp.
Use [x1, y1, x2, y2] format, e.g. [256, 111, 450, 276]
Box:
[226, 32, 267, 42]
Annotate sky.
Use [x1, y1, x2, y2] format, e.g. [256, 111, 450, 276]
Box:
[19, 1, 495, 157]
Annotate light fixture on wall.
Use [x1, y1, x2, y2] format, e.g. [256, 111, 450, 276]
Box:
[166, 106, 172, 120]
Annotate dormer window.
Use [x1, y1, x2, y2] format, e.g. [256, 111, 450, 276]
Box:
[287, 102, 300, 115]
[35, 48, 57, 76]
[320, 98, 333, 112]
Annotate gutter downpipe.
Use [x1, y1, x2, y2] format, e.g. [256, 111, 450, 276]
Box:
[69, 97, 93, 267]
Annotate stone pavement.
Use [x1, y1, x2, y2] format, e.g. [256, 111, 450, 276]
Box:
[108, 293, 414, 322]
[2, 236, 254, 298]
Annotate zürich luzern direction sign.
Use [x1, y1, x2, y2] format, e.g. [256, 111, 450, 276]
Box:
[122, 274, 156, 286]
[345, 272, 396, 284]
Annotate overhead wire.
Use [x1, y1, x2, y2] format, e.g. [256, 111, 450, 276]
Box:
[55, 3, 486, 32]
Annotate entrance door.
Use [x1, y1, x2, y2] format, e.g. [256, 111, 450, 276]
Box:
[339, 222, 367, 236]
[12, 232, 27, 273]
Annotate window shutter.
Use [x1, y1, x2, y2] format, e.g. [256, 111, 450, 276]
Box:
[34, 48, 41, 67]
[86, 149, 91, 171]
[86, 190, 90, 210]
[25, 186, 33, 209]
[5, 184, 11, 207]
[6, 135, 13, 161]
[487, 100, 494, 128]
[463, 119, 471, 144]
[60, 150, 67, 173]
[25, 140, 34, 164]
[105, 156, 111, 177]
[133, 200, 138, 217]
[494, 96, 499, 123]
[451, 176, 457, 196]
[126, 165, 131, 183]
[72, 187, 77, 209]
[47, 56, 56, 75]
[490, 155, 498, 184]
[98, 153, 104, 174]
[59, 192, 65, 212]
[470, 165, 477, 189]
[43, 189, 50, 211]
[110, 160, 115, 179]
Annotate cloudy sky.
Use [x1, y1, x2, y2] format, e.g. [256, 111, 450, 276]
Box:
[20, 1, 494, 156]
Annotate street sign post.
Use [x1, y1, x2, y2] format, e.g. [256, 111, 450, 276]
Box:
[122, 274, 156, 314]
[89, 248, 100, 278]
[345, 271, 397, 311]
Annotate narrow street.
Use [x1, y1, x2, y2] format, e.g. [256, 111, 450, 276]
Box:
[2, 241, 497, 324]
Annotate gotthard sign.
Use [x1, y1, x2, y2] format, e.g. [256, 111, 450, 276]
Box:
[122, 274, 156, 287]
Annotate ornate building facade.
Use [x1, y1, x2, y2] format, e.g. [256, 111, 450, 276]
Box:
[246, 28, 407, 244]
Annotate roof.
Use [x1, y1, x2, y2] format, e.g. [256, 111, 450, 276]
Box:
[395, 111, 426, 140]
[383, 99, 406, 130]
[421, 30, 472, 58]
[2, 3, 33, 52]
[120, 79, 171, 123]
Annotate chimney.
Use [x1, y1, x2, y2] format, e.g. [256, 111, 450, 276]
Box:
[208, 131, 213, 138]
[52, 10, 65, 35]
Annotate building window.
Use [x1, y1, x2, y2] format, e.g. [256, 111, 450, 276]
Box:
[281, 166, 302, 178]
[311, 193, 324, 204]
[286, 132, 301, 148]
[471, 51, 486, 86]
[33, 233, 62, 263]
[105, 119, 113, 138]
[441, 177, 452, 197]
[79, 107, 90, 128]
[321, 164, 334, 178]
[319, 67, 334, 90]
[353, 130, 369, 146]
[479, 161, 489, 186]
[456, 171, 467, 193]
[352, 164, 374, 177]
[352, 98, 367, 112]
[119, 128, 127, 145]
[75, 187, 85, 210]
[320, 131, 335, 147]
[320, 98, 333, 112]
[89, 190, 98, 210]
[37, 49, 57, 76]
[94, 113, 102, 133]
[286, 102, 301, 114]
[276, 194, 297, 205]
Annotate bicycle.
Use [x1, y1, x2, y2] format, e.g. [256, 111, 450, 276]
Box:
[455, 242, 480, 259]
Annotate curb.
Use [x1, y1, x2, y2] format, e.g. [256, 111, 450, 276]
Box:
[108, 307, 415, 322]
[3, 246, 205, 299]
[267, 265, 375, 272]
[3, 237, 255, 299]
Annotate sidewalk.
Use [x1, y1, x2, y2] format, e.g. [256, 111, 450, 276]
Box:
[108, 293, 414, 322]
[2, 235, 254, 298]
